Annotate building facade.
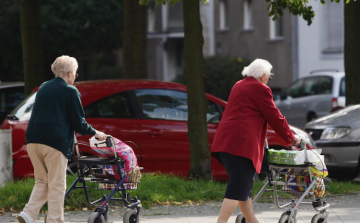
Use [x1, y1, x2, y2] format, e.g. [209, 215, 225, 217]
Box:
[146, 0, 344, 90]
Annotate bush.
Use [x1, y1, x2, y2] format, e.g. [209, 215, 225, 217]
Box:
[173, 56, 249, 101]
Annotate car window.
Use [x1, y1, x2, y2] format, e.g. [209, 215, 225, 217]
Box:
[300, 77, 320, 96]
[339, 77, 345, 96]
[318, 76, 333, 94]
[84, 92, 135, 118]
[0, 86, 25, 114]
[9, 92, 36, 121]
[134, 89, 221, 123]
[285, 79, 304, 98]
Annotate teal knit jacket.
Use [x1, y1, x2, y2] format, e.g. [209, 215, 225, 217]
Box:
[25, 77, 96, 160]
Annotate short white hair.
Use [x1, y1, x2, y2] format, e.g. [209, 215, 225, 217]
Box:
[51, 55, 78, 77]
[241, 58, 273, 79]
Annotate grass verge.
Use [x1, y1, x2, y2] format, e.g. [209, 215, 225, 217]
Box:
[0, 173, 359, 212]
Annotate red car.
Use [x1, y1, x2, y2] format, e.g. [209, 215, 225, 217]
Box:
[1, 80, 315, 181]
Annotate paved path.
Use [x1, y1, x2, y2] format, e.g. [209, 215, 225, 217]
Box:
[2, 193, 359, 223]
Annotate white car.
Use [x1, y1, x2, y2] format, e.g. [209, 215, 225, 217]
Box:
[275, 70, 345, 129]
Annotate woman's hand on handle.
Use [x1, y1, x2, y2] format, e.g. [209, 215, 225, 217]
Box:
[94, 130, 107, 141]
[292, 134, 301, 145]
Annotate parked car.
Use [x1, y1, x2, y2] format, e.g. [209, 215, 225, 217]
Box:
[1, 79, 315, 180]
[0, 81, 25, 122]
[305, 105, 360, 180]
[275, 70, 345, 129]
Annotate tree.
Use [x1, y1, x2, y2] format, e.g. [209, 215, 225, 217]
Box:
[3, 1, 123, 85]
[141, 0, 212, 180]
[20, 0, 46, 96]
[0, 0, 23, 82]
[182, 0, 212, 180]
[344, 1, 360, 105]
[266, 0, 358, 106]
[123, 0, 148, 79]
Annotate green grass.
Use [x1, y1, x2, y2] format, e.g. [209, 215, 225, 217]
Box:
[0, 173, 359, 212]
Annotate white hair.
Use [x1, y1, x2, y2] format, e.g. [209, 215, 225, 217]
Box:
[51, 55, 78, 77]
[241, 58, 273, 79]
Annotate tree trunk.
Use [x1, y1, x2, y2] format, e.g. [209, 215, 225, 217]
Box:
[183, 0, 212, 181]
[20, 0, 46, 96]
[123, 0, 147, 79]
[344, 1, 360, 106]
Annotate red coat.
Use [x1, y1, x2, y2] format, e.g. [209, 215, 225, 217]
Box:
[211, 77, 294, 173]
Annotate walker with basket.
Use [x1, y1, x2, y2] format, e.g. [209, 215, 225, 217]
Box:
[64, 135, 142, 223]
[236, 140, 330, 223]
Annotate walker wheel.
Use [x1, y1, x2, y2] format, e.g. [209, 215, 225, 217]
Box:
[311, 213, 326, 223]
[88, 211, 106, 223]
[278, 211, 296, 223]
[235, 213, 246, 223]
[123, 209, 139, 223]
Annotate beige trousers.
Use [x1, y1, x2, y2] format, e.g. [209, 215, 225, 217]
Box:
[24, 143, 68, 223]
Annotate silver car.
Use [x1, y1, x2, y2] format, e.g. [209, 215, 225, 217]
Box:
[304, 105, 360, 180]
[275, 70, 345, 129]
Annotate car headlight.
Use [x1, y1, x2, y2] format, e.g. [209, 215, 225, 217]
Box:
[291, 127, 316, 147]
[320, 127, 350, 139]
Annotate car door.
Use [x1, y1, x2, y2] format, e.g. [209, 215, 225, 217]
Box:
[276, 78, 305, 127]
[278, 77, 323, 128]
[133, 89, 224, 178]
[81, 91, 140, 157]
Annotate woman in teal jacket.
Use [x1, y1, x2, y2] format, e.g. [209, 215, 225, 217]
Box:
[18, 56, 107, 223]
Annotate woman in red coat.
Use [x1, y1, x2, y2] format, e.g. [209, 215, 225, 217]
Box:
[211, 58, 300, 223]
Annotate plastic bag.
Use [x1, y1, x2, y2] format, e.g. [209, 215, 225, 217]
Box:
[294, 149, 328, 178]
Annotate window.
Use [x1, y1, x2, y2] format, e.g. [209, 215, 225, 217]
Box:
[219, 0, 228, 30]
[322, 2, 344, 55]
[269, 17, 283, 39]
[285, 79, 304, 99]
[318, 76, 333, 94]
[243, 0, 253, 30]
[135, 89, 221, 123]
[207, 101, 222, 123]
[0, 86, 25, 114]
[84, 92, 134, 118]
[339, 77, 345, 97]
[300, 77, 320, 96]
[147, 1, 156, 33]
[9, 92, 36, 121]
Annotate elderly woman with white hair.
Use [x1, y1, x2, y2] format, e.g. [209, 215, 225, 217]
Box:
[17, 55, 107, 223]
[211, 58, 300, 223]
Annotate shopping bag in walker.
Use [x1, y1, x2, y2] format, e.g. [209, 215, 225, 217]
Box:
[284, 169, 310, 192]
[89, 136, 141, 182]
[294, 149, 329, 178]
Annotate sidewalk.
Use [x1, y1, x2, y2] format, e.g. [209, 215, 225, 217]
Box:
[2, 193, 359, 223]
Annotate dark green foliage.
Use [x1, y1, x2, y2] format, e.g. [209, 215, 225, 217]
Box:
[0, 0, 123, 82]
[266, 0, 344, 26]
[173, 56, 249, 101]
[203, 56, 249, 101]
[0, 1, 22, 81]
